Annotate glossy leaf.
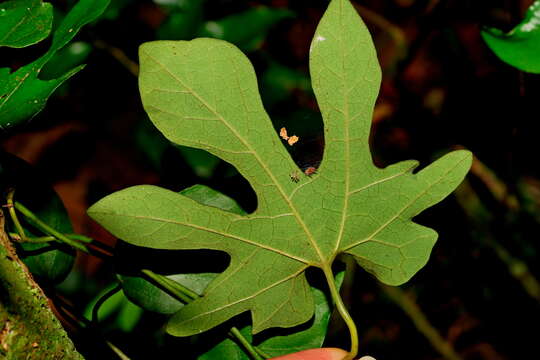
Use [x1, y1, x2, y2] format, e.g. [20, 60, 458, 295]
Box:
[198, 6, 294, 51]
[0, 0, 53, 48]
[482, 1, 540, 73]
[0, 0, 110, 129]
[89, 0, 471, 339]
[0, 152, 75, 283]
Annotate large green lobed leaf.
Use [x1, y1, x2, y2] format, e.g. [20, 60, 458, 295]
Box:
[482, 1, 540, 73]
[0, 0, 53, 48]
[89, 0, 472, 338]
[0, 0, 110, 129]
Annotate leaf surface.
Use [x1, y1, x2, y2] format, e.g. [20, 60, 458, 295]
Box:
[89, 0, 471, 337]
[0, 0, 110, 129]
[482, 1, 540, 73]
[118, 185, 339, 357]
[0, 0, 53, 48]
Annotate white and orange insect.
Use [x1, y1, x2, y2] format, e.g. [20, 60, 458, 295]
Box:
[279, 127, 299, 146]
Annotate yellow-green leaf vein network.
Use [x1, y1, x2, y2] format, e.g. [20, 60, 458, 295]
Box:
[88, 0, 471, 337]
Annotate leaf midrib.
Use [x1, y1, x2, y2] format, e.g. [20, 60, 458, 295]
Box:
[93, 209, 311, 264]
[334, 0, 351, 256]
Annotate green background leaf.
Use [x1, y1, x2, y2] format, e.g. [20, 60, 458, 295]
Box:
[0, 0, 110, 129]
[197, 7, 294, 52]
[0, 0, 53, 48]
[89, 0, 471, 339]
[0, 152, 75, 283]
[482, 1, 540, 73]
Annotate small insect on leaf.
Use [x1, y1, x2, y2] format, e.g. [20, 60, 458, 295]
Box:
[304, 166, 317, 176]
[287, 135, 299, 146]
[290, 171, 300, 183]
[279, 127, 289, 140]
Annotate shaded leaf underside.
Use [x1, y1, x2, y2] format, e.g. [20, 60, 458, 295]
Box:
[89, 0, 471, 337]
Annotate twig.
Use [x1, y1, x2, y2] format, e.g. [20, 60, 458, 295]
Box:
[380, 285, 463, 360]
[14, 201, 89, 252]
[6, 189, 27, 242]
[469, 155, 519, 210]
[353, 4, 407, 56]
[93, 40, 139, 77]
[106, 341, 133, 360]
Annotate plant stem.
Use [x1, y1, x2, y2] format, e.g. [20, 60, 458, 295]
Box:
[6, 189, 27, 241]
[8, 233, 53, 242]
[106, 341, 133, 360]
[93, 40, 139, 76]
[141, 269, 196, 303]
[141, 269, 267, 359]
[253, 346, 272, 359]
[52, 293, 132, 360]
[14, 201, 89, 252]
[66, 233, 94, 243]
[322, 265, 358, 360]
[92, 284, 122, 324]
[229, 327, 264, 360]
